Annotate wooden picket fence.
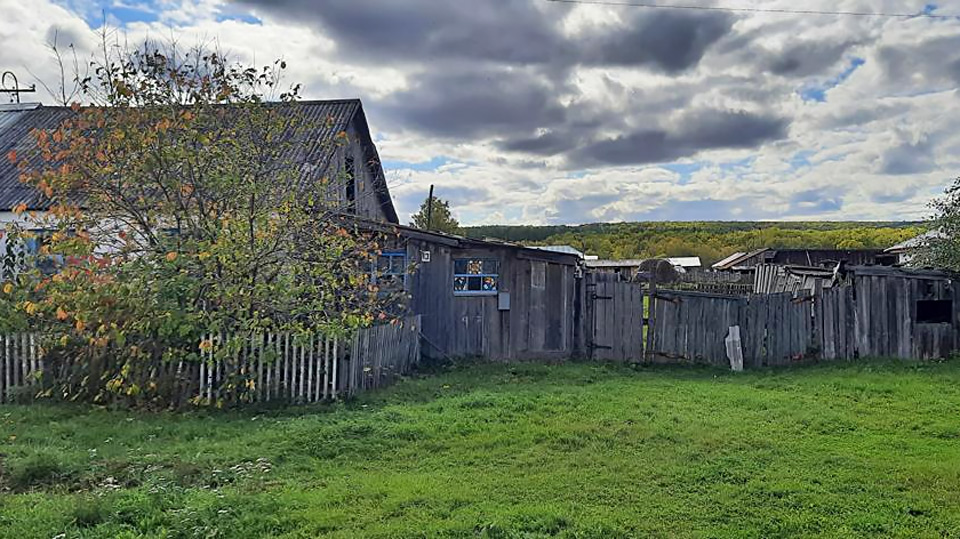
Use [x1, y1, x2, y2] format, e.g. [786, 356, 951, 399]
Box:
[0, 334, 42, 403]
[0, 316, 421, 406]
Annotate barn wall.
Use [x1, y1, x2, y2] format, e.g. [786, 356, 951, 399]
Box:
[403, 238, 578, 360]
[853, 274, 960, 360]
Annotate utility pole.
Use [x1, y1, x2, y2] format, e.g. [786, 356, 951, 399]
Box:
[426, 184, 434, 231]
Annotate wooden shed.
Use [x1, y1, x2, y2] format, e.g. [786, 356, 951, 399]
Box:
[844, 266, 960, 360]
[364, 222, 583, 360]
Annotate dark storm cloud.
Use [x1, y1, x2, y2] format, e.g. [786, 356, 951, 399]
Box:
[499, 131, 583, 156]
[674, 110, 788, 150]
[767, 40, 857, 77]
[579, 10, 734, 72]
[236, 0, 567, 65]
[377, 68, 568, 138]
[236, 0, 790, 165]
[237, 0, 733, 72]
[570, 110, 788, 167]
[880, 138, 937, 175]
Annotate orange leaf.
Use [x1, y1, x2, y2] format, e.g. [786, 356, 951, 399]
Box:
[12, 203, 27, 215]
[6, 149, 15, 164]
[56, 307, 69, 321]
[165, 252, 178, 262]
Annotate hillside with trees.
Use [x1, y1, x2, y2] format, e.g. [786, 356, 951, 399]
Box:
[462, 222, 925, 265]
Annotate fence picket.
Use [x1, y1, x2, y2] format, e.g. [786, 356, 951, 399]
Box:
[0, 316, 422, 407]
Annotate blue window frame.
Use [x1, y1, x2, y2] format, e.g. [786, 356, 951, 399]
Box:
[373, 250, 407, 289]
[454, 258, 499, 296]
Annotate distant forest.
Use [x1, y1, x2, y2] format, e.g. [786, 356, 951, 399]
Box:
[461, 222, 926, 265]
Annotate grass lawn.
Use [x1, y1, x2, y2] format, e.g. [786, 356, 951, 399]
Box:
[2, 359, 960, 538]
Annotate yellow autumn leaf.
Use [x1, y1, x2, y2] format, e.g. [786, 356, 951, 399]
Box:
[2, 283, 12, 294]
[24, 302, 38, 315]
[75, 319, 85, 332]
[165, 251, 178, 262]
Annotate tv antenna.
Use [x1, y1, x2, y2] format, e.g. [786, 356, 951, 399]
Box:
[0, 72, 36, 104]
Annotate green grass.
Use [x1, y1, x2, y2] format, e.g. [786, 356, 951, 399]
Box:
[2, 359, 960, 538]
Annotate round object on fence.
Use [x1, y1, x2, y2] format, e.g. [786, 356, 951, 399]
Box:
[638, 259, 680, 284]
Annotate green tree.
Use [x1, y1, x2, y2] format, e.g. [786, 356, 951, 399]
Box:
[914, 177, 959, 270]
[2, 39, 394, 405]
[410, 195, 460, 234]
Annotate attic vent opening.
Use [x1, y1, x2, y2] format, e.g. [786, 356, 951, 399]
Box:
[344, 155, 356, 211]
[917, 299, 953, 324]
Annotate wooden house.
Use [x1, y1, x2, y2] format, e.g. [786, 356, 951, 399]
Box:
[362, 221, 583, 360]
[0, 99, 398, 225]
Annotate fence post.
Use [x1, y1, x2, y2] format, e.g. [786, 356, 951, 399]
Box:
[644, 278, 657, 363]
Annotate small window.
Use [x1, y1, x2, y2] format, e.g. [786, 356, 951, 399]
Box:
[531, 262, 545, 289]
[454, 258, 499, 296]
[373, 251, 406, 289]
[917, 299, 953, 324]
[344, 155, 356, 210]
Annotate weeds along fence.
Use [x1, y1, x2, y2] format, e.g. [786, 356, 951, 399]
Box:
[0, 315, 421, 406]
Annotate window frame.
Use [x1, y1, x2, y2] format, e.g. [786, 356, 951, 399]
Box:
[372, 250, 408, 290]
[453, 257, 500, 296]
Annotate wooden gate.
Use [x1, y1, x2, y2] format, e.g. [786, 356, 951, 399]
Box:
[648, 291, 745, 366]
[586, 275, 645, 361]
[742, 292, 816, 367]
[648, 290, 816, 367]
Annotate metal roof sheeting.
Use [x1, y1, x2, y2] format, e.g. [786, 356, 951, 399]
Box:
[0, 104, 74, 210]
[667, 256, 701, 268]
[884, 229, 942, 253]
[584, 259, 646, 268]
[535, 245, 585, 258]
[711, 249, 768, 270]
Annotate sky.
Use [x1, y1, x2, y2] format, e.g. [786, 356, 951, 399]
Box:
[1, 0, 959, 226]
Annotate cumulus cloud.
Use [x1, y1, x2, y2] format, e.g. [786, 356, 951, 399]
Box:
[2, 0, 959, 225]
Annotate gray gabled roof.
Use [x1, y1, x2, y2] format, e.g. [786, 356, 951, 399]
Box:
[0, 103, 73, 210]
[0, 99, 398, 222]
[884, 229, 942, 253]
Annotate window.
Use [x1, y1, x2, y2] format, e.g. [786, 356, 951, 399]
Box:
[454, 258, 499, 296]
[531, 262, 546, 289]
[373, 251, 407, 289]
[344, 155, 356, 211]
[917, 299, 953, 324]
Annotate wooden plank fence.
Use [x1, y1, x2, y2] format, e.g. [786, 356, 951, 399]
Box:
[0, 316, 421, 406]
[648, 291, 816, 368]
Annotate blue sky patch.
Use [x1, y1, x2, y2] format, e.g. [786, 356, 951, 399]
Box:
[382, 156, 452, 172]
[800, 57, 865, 103]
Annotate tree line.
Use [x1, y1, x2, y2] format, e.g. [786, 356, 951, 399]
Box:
[462, 221, 925, 265]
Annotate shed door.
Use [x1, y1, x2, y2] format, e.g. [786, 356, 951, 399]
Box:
[588, 279, 645, 361]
